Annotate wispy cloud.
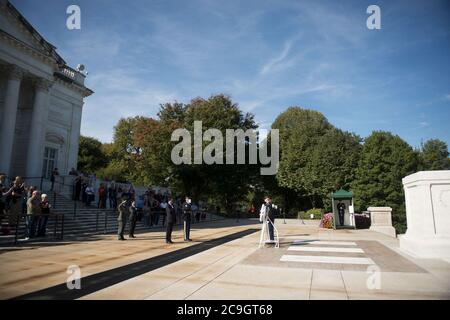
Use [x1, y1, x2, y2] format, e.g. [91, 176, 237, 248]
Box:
[260, 40, 294, 75]
[16, 0, 446, 146]
[81, 69, 180, 142]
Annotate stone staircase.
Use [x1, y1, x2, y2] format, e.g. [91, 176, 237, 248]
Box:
[0, 192, 224, 245]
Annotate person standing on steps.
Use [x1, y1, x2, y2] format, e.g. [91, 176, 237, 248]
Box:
[108, 183, 117, 209]
[85, 185, 95, 207]
[25, 190, 40, 240]
[117, 198, 130, 240]
[98, 183, 107, 208]
[182, 196, 192, 242]
[9, 177, 25, 226]
[74, 175, 82, 201]
[50, 168, 59, 191]
[37, 194, 50, 237]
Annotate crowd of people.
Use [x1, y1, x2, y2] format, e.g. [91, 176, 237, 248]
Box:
[69, 168, 208, 243]
[0, 175, 52, 239]
[1, 171, 277, 245]
[115, 190, 200, 244]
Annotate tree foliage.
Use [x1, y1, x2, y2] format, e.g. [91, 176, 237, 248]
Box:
[419, 139, 450, 170]
[274, 107, 361, 211]
[77, 136, 108, 173]
[77, 98, 449, 234]
[132, 94, 259, 214]
[352, 131, 419, 233]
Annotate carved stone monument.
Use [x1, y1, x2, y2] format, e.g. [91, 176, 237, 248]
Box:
[400, 171, 450, 259]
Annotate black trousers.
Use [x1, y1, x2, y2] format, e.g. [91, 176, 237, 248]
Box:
[129, 215, 137, 236]
[268, 219, 275, 240]
[118, 219, 127, 238]
[338, 211, 345, 226]
[183, 220, 191, 240]
[166, 222, 174, 242]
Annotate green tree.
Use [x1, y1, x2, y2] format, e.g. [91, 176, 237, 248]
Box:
[304, 128, 362, 210]
[273, 107, 361, 211]
[352, 131, 419, 234]
[419, 139, 450, 170]
[99, 117, 146, 183]
[77, 136, 108, 173]
[132, 95, 258, 214]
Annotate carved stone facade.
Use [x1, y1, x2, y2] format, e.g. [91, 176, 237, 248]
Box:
[0, 0, 93, 180]
[400, 171, 450, 259]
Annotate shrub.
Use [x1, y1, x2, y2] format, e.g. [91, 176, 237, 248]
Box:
[320, 212, 333, 229]
[303, 208, 324, 220]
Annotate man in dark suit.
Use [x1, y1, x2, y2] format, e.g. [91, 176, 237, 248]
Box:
[129, 200, 138, 238]
[165, 197, 176, 244]
[182, 196, 192, 241]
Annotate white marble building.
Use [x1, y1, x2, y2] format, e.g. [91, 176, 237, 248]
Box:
[0, 0, 92, 181]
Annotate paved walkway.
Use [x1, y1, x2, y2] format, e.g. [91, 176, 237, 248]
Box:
[1, 219, 449, 300]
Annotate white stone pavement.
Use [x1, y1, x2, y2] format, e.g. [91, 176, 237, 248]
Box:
[1, 219, 449, 300]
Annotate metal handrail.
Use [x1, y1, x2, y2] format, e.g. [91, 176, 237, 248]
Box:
[0, 212, 66, 245]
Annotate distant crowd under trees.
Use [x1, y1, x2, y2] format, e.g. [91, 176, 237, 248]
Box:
[78, 94, 450, 234]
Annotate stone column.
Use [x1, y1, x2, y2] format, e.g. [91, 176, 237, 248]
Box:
[26, 79, 52, 178]
[0, 65, 23, 176]
[368, 207, 396, 238]
[400, 171, 450, 259]
[67, 103, 83, 172]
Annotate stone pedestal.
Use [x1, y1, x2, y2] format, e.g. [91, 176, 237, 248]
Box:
[368, 207, 396, 238]
[400, 171, 450, 259]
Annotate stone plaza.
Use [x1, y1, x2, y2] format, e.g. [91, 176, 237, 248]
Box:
[1, 0, 449, 301]
[0, 217, 449, 300]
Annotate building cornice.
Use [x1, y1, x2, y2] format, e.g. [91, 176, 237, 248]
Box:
[2, 0, 65, 65]
[0, 29, 58, 67]
[1, 1, 94, 98]
[54, 77, 94, 98]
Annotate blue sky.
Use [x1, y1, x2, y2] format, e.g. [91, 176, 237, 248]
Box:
[11, 0, 450, 148]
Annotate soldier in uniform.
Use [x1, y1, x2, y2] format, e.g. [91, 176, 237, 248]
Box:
[337, 201, 346, 226]
[117, 197, 130, 240]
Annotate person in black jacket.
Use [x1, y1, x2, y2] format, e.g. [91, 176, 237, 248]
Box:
[129, 200, 138, 238]
[182, 196, 192, 241]
[165, 197, 176, 244]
